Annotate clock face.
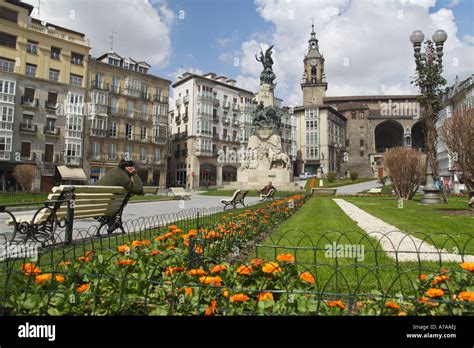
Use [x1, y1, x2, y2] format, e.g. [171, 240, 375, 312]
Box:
[310, 58, 317, 66]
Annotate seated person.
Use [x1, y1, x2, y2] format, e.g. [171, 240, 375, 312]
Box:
[259, 181, 275, 200]
[94, 160, 144, 195]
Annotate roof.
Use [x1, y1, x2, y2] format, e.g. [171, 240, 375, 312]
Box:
[324, 95, 419, 103]
[6, 0, 34, 14]
[172, 73, 254, 95]
[31, 18, 86, 38]
[333, 102, 369, 111]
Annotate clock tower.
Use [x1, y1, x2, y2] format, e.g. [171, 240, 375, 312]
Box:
[301, 24, 327, 106]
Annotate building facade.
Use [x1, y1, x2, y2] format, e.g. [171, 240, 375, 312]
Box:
[0, 0, 90, 191]
[85, 52, 171, 187]
[169, 72, 295, 189]
[436, 74, 473, 192]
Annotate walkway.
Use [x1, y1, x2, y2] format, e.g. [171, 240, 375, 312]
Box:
[333, 198, 474, 262]
[335, 180, 382, 195]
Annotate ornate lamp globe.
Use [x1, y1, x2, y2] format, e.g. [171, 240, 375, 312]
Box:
[432, 29, 448, 44]
[410, 30, 425, 44]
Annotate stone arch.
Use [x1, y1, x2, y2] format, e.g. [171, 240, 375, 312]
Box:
[222, 165, 237, 182]
[374, 120, 404, 153]
[411, 121, 426, 151]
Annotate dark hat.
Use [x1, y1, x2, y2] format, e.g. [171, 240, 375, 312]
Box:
[118, 159, 135, 169]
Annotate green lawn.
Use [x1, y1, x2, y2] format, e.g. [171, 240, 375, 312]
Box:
[250, 196, 469, 296]
[344, 195, 474, 254]
[198, 189, 300, 197]
[320, 177, 376, 188]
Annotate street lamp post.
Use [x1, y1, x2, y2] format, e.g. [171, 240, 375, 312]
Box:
[410, 29, 448, 205]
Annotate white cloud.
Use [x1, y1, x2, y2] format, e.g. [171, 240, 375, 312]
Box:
[24, 0, 175, 67]
[236, 0, 474, 105]
[169, 66, 204, 82]
[463, 34, 474, 45]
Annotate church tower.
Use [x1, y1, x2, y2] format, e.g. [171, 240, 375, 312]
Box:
[301, 24, 327, 106]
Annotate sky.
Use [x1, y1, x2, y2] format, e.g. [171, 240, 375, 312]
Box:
[25, 0, 474, 106]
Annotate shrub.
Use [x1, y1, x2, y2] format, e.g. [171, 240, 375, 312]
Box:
[382, 147, 426, 200]
[327, 172, 337, 183]
[350, 172, 358, 181]
[13, 164, 37, 192]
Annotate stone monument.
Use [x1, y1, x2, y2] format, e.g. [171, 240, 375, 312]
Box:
[230, 45, 300, 191]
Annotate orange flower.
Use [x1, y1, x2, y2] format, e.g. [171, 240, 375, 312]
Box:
[55, 275, 65, 283]
[460, 262, 474, 272]
[150, 250, 161, 256]
[425, 288, 445, 298]
[118, 244, 130, 253]
[155, 235, 166, 242]
[230, 293, 250, 302]
[77, 256, 92, 262]
[164, 266, 185, 276]
[276, 253, 295, 262]
[187, 269, 207, 276]
[458, 291, 474, 302]
[167, 225, 177, 230]
[431, 275, 449, 285]
[131, 240, 142, 248]
[35, 274, 52, 284]
[258, 292, 274, 302]
[22, 263, 41, 276]
[385, 301, 401, 310]
[299, 272, 315, 284]
[164, 232, 174, 238]
[185, 287, 193, 296]
[187, 229, 198, 237]
[76, 283, 89, 293]
[174, 229, 182, 233]
[194, 245, 203, 254]
[236, 265, 253, 275]
[222, 288, 229, 297]
[418, 296, 429, 304]
[167, 246, 176, 251]
[398, 312, 407, 316]
[59, 261, 71, 267]
[262, 262, 281, 274]
[418, 274, 427, 281]
[117, 259, 136, 266]
[141, 239, 151, 246]
[251, 258, 265, 267]
[204, 300, 218, 316]
[199, 276, 222, 286]
[210, 265, 227, 274]
[327, 300, 345, 309]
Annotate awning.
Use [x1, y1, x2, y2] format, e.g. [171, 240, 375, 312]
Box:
[57, 166, 87, 181]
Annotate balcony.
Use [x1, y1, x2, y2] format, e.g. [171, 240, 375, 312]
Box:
[181, 149, 188, 157]
[0, 151, 11, 160]
[175, 116, 181, 125]
[153, 95, 168, 104]
[197, 93, 213, 101]
[90, 128, 108, 137]
[232, 103, 240, 111]
[213, 98, 220, 107]
[141, 92, 151, 100]
[197, 110, 212, 118]
[182, 131, 188, 138]
[108, 107, 122, 117]
[223, 101, 231, 109]
[43, 126, 60, 136]
[183, 95, 189, 104]
[110, 85, 120, 94]
[212, 116, 219, 124]
[90, 104, 108, 115]
[152, 136, 166, 145]
[45, 101, 57, 110]
[21, 97, 39, 108]
[232, 119, 239, 126]
[175, 98, 182, 107]
[65, 103, 84, 115]
[92, 80, 109, 91]
[223, 118, 230, 125]
[183, 114, 189, 123]
[195, 148, 214, 156]
[212, 133, 220, 140]
[21, 152, 36, 163]
[64, 156, 82, 166]
[124, 87, 142, 98]
[19, 123, 38, 133]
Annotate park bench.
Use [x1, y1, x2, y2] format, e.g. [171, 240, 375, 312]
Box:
[3, 185, 158, 244]
[260, 188, 276, 201]
[169, 187, 191, 200]
[220, 190, 248, 210]
[367, 188, 383, 194]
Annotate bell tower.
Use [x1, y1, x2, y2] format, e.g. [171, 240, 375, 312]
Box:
[301, 24, 327, 106]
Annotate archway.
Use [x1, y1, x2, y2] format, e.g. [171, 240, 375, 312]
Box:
[374, 120, 404, 153]
[200, 163, 216, 186]
[222, 165, 237, 182]
[411, 121, 426, 151]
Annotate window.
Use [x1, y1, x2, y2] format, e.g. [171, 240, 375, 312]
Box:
[0, 79, 16, 103]
[0, 7, 18, 23]
[360, 151, 364, 157]
[108, 57, 120, 66]
[0, 57, 14, 72]
[140, 126, 147, 141]
[127, 101, 134, 117]
[65, 140, 81, 158]
[0, 106, 14, 123]
[351, 112, 356, 119]
[24, 87, 35, 101]
[109, 122, 117, 137]
[51, 46, 61, 59]
[27, 40, 38, 54]
[21, 141, 31, 158]
[360, 139, 364, 147]
[111, 76, 119, 92]
[0, 32, 16, 48]
[25, 64, 36, 77]
[71, 52, 84, 65]
[111, 98, 119, 113]
[154, 148, 160, 162]
[359, 111, 365, 119]
[22, 114, 33, 128]
[69, 74, 82, 86]
[109, 144, 117, 160]
[49, 69, 59, 82]
[140, 147, 146, 161]
[92, 142, 101, 158]
[126, 124, 133, 140]
[45, 118, 55, 131]
[47, 92, 57, 108]
[124, 145, 132, 159]
[0, 132, 12, 152]
[141, 104, 147, 118]
[44, 144, 54, 162]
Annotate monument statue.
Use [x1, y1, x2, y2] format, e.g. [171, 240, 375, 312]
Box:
[255, 45, 276, 86]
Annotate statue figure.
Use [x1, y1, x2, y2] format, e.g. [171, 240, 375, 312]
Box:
[255, 45, 276, 85]
[269, 147, 291, 170]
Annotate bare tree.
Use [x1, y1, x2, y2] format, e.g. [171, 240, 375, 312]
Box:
[383, 147, 426, 200]
[440, 107, 474, 209]
[13, 165, 37, 192]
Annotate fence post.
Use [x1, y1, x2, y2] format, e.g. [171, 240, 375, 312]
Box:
[65, 188, 75, 245]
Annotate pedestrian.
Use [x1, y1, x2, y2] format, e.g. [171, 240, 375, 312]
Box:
[94, 160, 144, 195]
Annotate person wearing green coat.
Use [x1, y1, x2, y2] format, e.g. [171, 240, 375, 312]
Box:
[94, 160, 144, 195]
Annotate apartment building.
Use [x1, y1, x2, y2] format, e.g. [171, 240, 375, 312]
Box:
[0, 0, 90, 191]
[169, 72, 295, 189]
[85, 52, 171, 187]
